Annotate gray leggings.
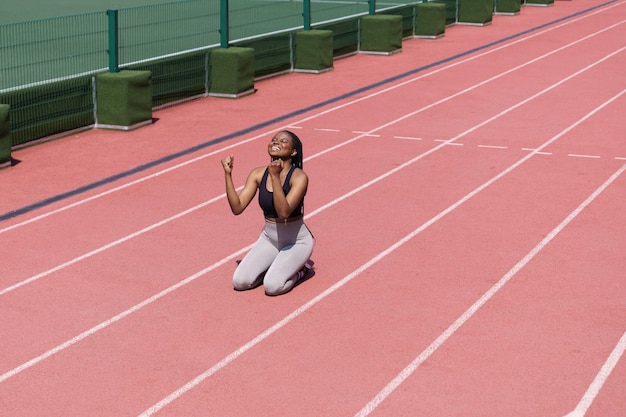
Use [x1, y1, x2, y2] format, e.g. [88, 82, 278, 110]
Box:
[233, 219, 314, 295]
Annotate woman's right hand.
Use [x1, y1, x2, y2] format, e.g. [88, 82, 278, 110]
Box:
[221, 155, 234, 174]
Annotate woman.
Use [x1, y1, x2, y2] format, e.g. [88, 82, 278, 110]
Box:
[221, 130, 314, 296]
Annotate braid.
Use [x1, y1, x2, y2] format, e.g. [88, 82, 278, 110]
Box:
[284, 130, 303, 169]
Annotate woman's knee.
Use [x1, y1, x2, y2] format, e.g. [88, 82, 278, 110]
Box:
[263, 274, 295, 296]
[232, 269, 262, 291]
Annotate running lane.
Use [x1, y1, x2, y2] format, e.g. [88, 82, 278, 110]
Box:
[0, 1, 623, 416]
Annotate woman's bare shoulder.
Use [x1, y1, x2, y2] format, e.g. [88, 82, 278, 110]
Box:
[250, 165, 267, 176]
[242, 165, 266, 185]
[291, 167, 308, 182]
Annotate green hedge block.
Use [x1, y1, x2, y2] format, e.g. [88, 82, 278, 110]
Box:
[210, 47, 255, 98]
[459, 0, 494, 25]
[495, 0, 521, 13]
[2, 76, 94, 147]
[96, 70, 152, 129]
[415, 3, 446, 38]
[360, 15, 403, 54]
[295, 30, 334, 73]
[0, 104, 11, 166]
[525, 0, 554, 5]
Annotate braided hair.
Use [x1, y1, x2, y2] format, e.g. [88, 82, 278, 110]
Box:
[284, 130, 303, 169]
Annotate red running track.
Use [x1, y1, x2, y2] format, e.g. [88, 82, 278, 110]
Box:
[1, 1, 625, 416]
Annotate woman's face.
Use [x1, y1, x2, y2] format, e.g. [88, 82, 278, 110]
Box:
[268, 132, 296, 159]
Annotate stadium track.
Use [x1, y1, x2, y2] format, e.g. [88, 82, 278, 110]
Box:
[1, 1, 624, 416]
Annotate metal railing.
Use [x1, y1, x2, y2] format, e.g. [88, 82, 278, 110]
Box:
[0, 0, 457, 145]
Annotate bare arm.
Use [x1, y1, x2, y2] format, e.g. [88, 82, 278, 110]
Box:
[221, 155, 262, 215]
[268, 159, 308, 219]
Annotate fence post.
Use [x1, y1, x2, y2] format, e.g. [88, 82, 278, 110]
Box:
[369, 0, 376, 15]
[106, 10, 119, 73]
[220, 0, 230, 48]
[0, 104, 11, 167]
[303, 0, 311, 30]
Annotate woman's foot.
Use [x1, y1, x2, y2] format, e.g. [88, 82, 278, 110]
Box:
[296, 261, 314, 283]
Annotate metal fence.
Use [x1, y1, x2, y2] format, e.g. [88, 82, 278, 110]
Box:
[0, 0, 458, 146]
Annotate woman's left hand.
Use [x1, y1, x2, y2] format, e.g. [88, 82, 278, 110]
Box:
[268, 159, 283, 177]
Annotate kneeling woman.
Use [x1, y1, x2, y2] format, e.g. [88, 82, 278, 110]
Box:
[221, 130, 314, 296]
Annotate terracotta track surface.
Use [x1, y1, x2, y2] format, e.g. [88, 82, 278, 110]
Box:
[1, 1, 624, 416]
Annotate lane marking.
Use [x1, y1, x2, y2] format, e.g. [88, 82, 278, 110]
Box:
[327, 129, 626, 159]
[314, 128, 341, 132]
[563, 331, 626, 417]
[352, 131, 380, 137]
[137, 91, 626, 417]
[355, 162, 626, 417]
[568, 153, 601, 159]
[523, 147, 553, 155]
[478, 144, 509, 149]
[394, 136, 422, 141]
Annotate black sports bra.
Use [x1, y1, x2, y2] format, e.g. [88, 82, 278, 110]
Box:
[258, 166, 304, 218]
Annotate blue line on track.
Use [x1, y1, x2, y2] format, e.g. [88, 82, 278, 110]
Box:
[0, 0, 617, 223]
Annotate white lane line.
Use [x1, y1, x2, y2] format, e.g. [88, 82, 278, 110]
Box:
[616, 157, 626, 160]
[314, 128, 341, 132]
[568, 154, 601, 159]
[355, 162, 626, 417]
[2, 14, 621, 237]
[478, 144, 508, 149]
[564, 331, 626, 417]
[522, 147, 553, 155]
[394, 136, 422, 140]
[435, 139, 465, 145]
[427, 138, 463, 145]
[352, 131, 381, 137]
[137, 91, 626, 417]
